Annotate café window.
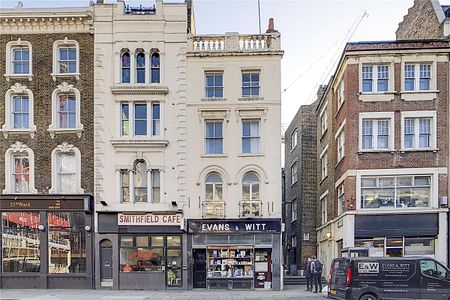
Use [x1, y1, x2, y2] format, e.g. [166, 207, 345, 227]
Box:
[2, 212, 41, 272]
[120, 235, 182, 283]
[360, 175, 431, 209]
[48, 212, 86, 273]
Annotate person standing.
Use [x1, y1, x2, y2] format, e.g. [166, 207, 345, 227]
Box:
[310, 255, 323, 293]
[304, 257, 312, 291]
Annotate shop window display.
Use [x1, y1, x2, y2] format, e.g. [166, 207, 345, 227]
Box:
[207, 247, 254, 279]
[2, 212, 41, 272]
[48, 212, 86, 273]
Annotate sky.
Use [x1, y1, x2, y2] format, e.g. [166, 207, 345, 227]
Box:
[2, 0, 450, 132]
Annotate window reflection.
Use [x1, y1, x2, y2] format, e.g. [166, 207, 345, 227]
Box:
[2, 212, 40, 272]
[48, 212, 86, 273]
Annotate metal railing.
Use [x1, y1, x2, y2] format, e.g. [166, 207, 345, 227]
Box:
[239, 200, 262, 217]
[202, 201, 225, 218]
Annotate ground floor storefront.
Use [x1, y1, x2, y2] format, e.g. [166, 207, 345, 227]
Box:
[317, 210, 449, 279]
[95, 212, 186, 290]
[187, 219, 282, 291]
[0, 195, 94, 289]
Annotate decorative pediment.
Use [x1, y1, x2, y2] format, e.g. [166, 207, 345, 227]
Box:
[10, 141, 28, 153]
[56, 142, 75, 153]
[10, 82, 27, 94]
[57, 82, 74, 92]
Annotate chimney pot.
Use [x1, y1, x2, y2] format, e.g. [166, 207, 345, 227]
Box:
[266, 18, 278, 33]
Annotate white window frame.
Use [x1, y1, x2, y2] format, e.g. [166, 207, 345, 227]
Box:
[49, 142, 84, 194]
[358, 112, 395, 152]
[400, 111, 437, 151]
[291, 130, 298, 150]
[400, 56, 439, 101]
[303, 233, 310, 241]
[204, 71, 224, 99]
[204, 120, 224, 155]
[4, 39, 33, 81]
[320, 106, 328, 136]
[241, 70, 261, 98]
[356, 168, 439, 210]
[337, 80, 345, 109]
[118, 101, 161, 138]
[1, 83, 36, 138]
[116, 160, 162, 204]
[52, 38, 80, 81]
[242, 119, 260, 154]
[335, 120, 346, 162]
[320, 145, 328, 180]
[337, 184, 345, 215]
[361, 64, 390, 93]
[3, 141, 37, 194]
[291, 162, 298, 185]
[48, 82, 83, 138]
[403, 63, 433, 92]
[321, 194, 328, 225]
[291, 199, 298, 222]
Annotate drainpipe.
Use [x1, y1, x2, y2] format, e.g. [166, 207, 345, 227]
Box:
[447, 39, 450, 268]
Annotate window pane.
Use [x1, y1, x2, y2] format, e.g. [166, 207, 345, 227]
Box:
[167, 236, 181, 247]
[151, 236, 164, 247]
[361, 187, 395, 208]
[48, 212, 86, 273]
[405, 79, 415, 91]
[136, 236, 149, 247]
[2, 212, 41, 272]
[152, 171, 160, 204]
[405, 238, 434, 256]
[120, 248, 163, 272]
[134, 161, 147, 202]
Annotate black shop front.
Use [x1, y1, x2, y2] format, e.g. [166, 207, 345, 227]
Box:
[187, 219, 282, 290]
[0, 195, 94, 289]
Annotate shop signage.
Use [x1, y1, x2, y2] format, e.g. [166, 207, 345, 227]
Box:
[118, 213, 183, 227]
[1, 198, 88, 211]
[188, 219, 281, 233]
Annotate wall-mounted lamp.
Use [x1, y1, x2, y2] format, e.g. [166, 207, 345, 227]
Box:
[38, 225, 45, 231]
[326, 232, 332, 239]
[171, 201, 178, 208]
[84, 225, 91, 232]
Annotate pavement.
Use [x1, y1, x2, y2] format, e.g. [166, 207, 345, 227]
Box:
[0, 286, 327, 300]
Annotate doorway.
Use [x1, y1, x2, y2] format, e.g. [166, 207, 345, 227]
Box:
[192, 249, 206, 288]
[100, 239, 113, 287]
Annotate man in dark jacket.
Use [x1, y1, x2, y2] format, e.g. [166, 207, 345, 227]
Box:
[304, 257, 312, 291]
[310, 255, 323, 293]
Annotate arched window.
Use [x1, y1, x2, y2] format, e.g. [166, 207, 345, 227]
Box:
[121, 51, 131, 83]
[136, 52, 145, 83]
[49, 142, 83, 194]
[3, 141, 37, 194]
[151, 52, 160, 83]
[242, 172, 260, 201]
[48, 82, 83, 138]
[134, 160, 147, 202]
[205, 172, 223, 202]
[242, 172, 261, 217]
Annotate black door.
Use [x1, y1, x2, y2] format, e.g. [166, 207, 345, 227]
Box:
[100, 242, 113, 281]
[193, 249, 207, 288]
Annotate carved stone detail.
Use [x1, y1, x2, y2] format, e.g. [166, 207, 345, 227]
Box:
[10, 82, 27, 94]
[9, 141, 28, 153]
[56, 142, 75, 153]
[57, 82, 74, 92]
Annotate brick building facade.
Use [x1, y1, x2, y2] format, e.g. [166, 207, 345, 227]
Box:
[283, 98, 319, 274]
[316, 40, 450, 277]
[0, 7, 95, 289]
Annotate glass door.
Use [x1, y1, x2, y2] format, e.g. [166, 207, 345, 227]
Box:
[166, 236, 182, 287]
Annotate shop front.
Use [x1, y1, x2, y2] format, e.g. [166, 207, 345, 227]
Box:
[0, 195, 94, 289]
[95, 212, 187, 290]
[187, 219, 282, 291]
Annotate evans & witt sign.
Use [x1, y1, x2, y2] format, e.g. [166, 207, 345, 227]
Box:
[118, 213, 182, 227]
[188, 219, 281, 233]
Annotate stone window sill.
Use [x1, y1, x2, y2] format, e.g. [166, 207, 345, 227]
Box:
[48, 128, 83, 138]
[400, 90, 438, 101]
[110, 139, 169, 149]
[4, 73, 33, 81]
[0, 128, 36, 139]
[359, 91, 395, 102]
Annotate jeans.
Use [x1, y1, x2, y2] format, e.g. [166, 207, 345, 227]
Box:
[305, 275, 312, 291]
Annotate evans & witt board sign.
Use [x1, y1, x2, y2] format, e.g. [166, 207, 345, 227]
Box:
[118, 213, 182, 227]
[188, 219, 281, 233]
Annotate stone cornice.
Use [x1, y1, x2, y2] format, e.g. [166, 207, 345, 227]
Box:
[110, 85, 169, 96]
[0, 8, 93, 34]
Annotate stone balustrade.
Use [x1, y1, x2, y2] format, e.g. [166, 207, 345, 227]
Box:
[188, 32, 281, 53]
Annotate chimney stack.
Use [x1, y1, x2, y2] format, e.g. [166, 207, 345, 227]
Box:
[266, 18, 278, 33]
